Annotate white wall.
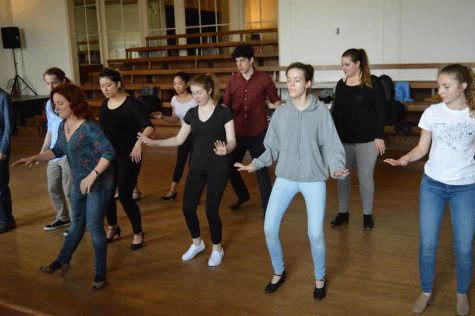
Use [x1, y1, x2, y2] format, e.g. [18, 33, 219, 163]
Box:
[0, 0, 75, 95]
[279, 0, 475, 81]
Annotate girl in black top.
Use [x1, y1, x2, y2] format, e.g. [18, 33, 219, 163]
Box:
[139, 73, 236, 267]
[331, 48, 386, 230]
[99, 68, 154, 250]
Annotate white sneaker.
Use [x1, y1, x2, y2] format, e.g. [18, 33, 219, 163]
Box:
[208, 249, 224, 267]
[182, 240, 205, 261]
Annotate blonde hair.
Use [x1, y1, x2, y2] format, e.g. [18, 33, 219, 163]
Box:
[190, 73, 220, 103]
[439, 64, 475, 116]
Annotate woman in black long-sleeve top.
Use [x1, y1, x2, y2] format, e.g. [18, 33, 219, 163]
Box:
[99, 68, 154, 249]
[330, 48, 386, 230]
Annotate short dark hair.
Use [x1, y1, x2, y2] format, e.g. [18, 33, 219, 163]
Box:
[43, 67, 71, 83]
[99, 68, 124, 90]
[232, 44, 254, 60]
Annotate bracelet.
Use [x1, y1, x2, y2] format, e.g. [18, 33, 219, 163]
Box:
[93, 169, 100, 176]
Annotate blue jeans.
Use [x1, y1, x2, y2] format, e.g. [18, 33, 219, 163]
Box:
[264, 177, 326, 280]
[419, 174, 475, 294]
[57, 184, 112, 275]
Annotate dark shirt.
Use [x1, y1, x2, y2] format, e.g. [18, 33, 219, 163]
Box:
[52, 120, 115, 190]
[99, 96, 153, 155]
[223, 69, 280, 137]
[332, 75, 386, 143]
[0, 89, 12, 156]
[183, 105, 233, 171]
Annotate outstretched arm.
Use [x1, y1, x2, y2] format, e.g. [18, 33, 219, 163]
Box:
[384, 129, 431, 166]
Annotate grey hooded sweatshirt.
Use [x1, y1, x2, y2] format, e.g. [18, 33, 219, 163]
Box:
[252, 94, 346, 182]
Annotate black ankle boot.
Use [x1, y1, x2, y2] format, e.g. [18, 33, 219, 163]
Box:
[265, 270, 286, 293]
[331, 212, 349, 226]
[92, 272, 106, 291]
[40, 261, 70, 276]
[363, 215, 374, 230]
[313, 279, 327, 300]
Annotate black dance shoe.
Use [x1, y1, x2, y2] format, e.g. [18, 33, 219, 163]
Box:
[161, 191, 177, 200]
[130, 232, 144, 251]
[265, 270, 286, 293]
[106, 226, 121, 243]
[313, 279, 327, 300]
[40, 261, 70, 277]
[331, 212, 349, 226]
[363, 215, 374, 230]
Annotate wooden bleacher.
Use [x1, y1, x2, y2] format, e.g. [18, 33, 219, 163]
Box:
[71, 28, 475, 142]
[126, 39, 278, 59]
[145, 27, 278, 47]
[108, 52, 279, 71]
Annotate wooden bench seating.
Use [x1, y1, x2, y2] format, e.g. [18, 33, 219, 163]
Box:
[145, 28, 278, 46]
[107, 52, 279, 70]
[126, 39, 278, 58]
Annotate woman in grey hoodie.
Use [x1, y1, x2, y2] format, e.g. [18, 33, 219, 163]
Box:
[235, 62, 348, 300]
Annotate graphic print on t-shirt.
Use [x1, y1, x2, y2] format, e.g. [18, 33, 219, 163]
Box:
[432, 121, 475, 151]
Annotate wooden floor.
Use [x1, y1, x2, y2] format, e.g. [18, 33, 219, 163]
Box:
[0, 129, 472, 316]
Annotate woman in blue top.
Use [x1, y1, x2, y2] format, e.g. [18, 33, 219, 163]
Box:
[235, 62, 348, 300]
[385, 64, 475, 316]
[13, 83, 115, 291]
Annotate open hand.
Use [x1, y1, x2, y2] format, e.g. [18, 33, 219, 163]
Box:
[137, 132, 156, 146]
[234, 162, 256, 173]
[383, 158, 408, 167]
[12, 156, 37, 167]
[213, 140, 227, 156]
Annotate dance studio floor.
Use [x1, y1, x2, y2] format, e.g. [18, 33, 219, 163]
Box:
[0, 130, 470, 316]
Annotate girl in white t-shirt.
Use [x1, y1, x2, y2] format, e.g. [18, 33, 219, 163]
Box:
[385, 64, 475, 316]
[154, 72, 197, 200]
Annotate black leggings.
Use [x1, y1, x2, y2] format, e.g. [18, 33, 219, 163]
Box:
[106, 154, 143, 234]
[183, 168, 228, 244]
[172, 135, 192, 183]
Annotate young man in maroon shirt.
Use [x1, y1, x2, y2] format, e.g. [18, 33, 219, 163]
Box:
[223, 44, 281, 215]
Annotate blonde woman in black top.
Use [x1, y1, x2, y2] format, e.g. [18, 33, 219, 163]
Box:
[331, 48, 386, 230]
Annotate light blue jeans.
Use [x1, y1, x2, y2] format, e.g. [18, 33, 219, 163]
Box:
[419, 174, 475, 294]
[57, 184, 112, 275]
[264, 177, 326, 280]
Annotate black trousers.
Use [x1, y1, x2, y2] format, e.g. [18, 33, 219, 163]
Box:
[228, 130, 272, 211]
[183, 168, 228, 244]
[0, 156, 13, 224]
[106, 154, 143, 234]
[172, 135, 192, 183]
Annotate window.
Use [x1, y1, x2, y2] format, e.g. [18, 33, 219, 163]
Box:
[74, 0, 101, 64]
[244, 0, 277, 30]
[104, 0, 140, 59]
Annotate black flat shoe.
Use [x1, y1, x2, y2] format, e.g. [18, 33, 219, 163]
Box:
[91, 272, 106, 291]
[313, 279, 327, 300]
[331, 212, 349, 226]
[130, 232, 144, 250]
[161, 191, 177, 200]
[363, 215, 374, 230]
[40, 261, 70, 277]
[230, 196, 250, 210]
[265, 270, 286, 293]
[106, 226, 121, 243]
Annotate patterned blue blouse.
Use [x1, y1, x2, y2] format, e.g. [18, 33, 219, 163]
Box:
[52, 119, 115, 190]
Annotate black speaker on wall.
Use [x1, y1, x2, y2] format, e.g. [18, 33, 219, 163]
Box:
[1, 27, 21, 49]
